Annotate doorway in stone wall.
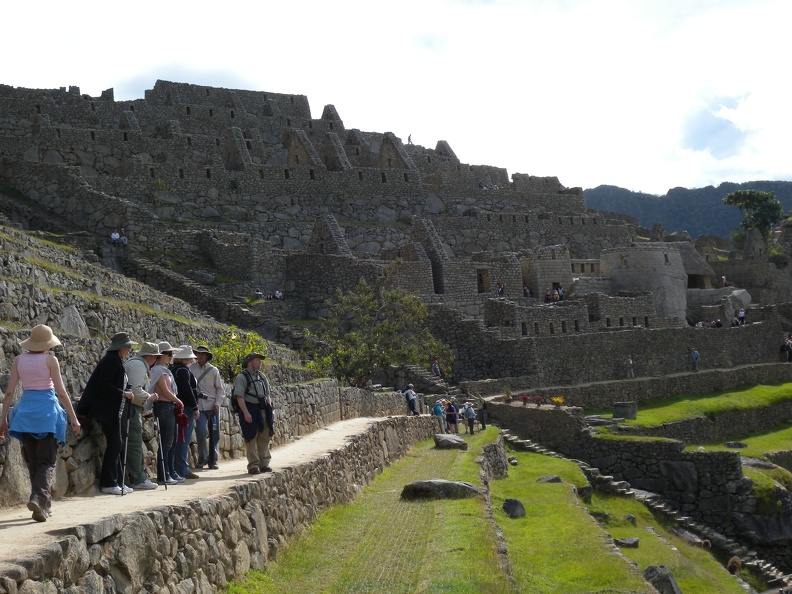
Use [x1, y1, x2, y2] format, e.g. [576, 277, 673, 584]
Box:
[477, 270, 490, 294]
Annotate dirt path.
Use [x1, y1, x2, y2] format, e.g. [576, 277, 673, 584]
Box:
[0, 417, 378, 564]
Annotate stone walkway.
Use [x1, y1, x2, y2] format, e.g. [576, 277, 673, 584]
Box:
[0, 417, 379, 565]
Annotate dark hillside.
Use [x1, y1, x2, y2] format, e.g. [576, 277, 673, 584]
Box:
[585, 181, 792, 240]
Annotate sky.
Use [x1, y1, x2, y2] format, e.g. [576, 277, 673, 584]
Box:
[3, 0, 790, 195]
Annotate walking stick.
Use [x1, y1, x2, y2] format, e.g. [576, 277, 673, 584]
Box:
[117, 396, 128, 495]
[120, 401, 132, 496]
[154, 411, 168, 491]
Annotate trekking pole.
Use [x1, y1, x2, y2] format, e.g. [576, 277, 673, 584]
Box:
[154, 410, 168, 491]
[118, 395, 128, 495]
[120, 400, 132, 496]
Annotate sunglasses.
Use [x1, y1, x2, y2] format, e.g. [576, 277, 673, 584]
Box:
[162, 351, 173, 356]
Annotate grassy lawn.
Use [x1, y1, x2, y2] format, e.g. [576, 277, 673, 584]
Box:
[227, 427, 513, 594]
[592, 383, 792, 427]
[587, 494, 755, 594]
[687, 421, 792, 457]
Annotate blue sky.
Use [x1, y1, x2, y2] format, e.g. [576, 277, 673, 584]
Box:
[3, 0, 789, 195]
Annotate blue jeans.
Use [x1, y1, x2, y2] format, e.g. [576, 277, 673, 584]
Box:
[174, 407, 196, 477]
[155, 402, 176, 482]
[195, 409, 219, 466]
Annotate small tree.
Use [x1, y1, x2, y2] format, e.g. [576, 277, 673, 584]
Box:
[195, 327, 269, 382]
[306, 271, 453, 388]
[723, 189, 782, 247]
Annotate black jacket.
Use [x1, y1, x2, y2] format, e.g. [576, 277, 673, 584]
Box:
[171, 363, 199, 409]
[76, 351, 126, 423]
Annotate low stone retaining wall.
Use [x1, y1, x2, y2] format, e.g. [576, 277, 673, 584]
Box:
[466, 362, 792, 410]
[0, 415, 436, 593]
[615, 399, 792, 443]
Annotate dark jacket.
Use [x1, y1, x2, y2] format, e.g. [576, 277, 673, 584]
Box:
[76, 351, 126, 423]
[171, 363, 199, 409]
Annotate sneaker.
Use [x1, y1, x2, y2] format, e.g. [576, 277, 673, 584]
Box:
[27, 499, 47, 523]
[133, 479, 159, 490]
[248, 468, 261, 475]
[163, 476, 178, 485]
[100, 486, 123, 495]
[171, 475, 185, 483]
[209, 464, 219, 470]
[121, 485, 134, 495]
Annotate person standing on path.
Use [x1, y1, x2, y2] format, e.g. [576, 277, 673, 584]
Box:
[464, 402, 478, 434]
[149, 342, 181, 484]
[233, 353, 275, 475]
[190, 346, 225, 470]
[170, 345, 200, 480]
[474, 393, 487, 430]
[76, 332, 137, 495]
[0, 325, 81, 522]
[123, 342, 161, 490]
[689, 348, 700, 372]
[404, 383, 419, 416]
[624, 355, 635, 379]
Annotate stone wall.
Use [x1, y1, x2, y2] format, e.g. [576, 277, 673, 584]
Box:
[0, 416, 436, 593]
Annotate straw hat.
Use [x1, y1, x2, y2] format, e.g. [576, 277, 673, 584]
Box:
[157, 341, 178, 354]
[242, 352, 266, 368]
[172, 345, 197, 360]
[20, 325, 61, 351]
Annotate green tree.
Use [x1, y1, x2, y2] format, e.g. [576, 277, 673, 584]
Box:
[307, 272, 453, 388]
[723, 189, 782, 246]
[194, 327, 269, 382]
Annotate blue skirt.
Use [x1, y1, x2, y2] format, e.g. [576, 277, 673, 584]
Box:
[9, 388, 67, 444]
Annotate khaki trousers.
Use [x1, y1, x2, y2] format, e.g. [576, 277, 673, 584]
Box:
[244, 424, 272, 471]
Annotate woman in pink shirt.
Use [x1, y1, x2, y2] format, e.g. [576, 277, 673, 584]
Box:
[0, 325, 81, 522]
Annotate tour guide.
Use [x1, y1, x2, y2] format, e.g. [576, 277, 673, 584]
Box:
[233, 352, 274, 474]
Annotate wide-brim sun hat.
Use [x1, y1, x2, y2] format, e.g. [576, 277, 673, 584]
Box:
[157, 341, 178, 353]
[136, 342, 161, 357]
[107, 332, 137, 351]
[173, 345, 197, 360]
[20, 324, 61, 351]
[242, 352, 266, 368]
[193, 345, 213, 361]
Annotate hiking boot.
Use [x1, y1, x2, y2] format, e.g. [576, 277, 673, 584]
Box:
[248, 467, 261, 475]
[209, 464, 219, 470]
[184, 472, 200, 479]
[27, 499, 47, 523]
[261, 466, 273, 473]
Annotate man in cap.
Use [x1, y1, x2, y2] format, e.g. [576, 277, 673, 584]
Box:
[233, 352, 274, 474]
[404, 383, 419, 416]
[190, 346, 225, 470]
[123, 342, 161, 490]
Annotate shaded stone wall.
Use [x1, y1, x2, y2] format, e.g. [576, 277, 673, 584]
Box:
[0, 416, 436, 593]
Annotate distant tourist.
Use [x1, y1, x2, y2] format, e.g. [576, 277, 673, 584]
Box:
[119, 228, 128, 247]
[274, 289, 283, 300]
[110, 229, 120, 245]
[624, 355, 635, 379]
[430, 359, 441, 377]
[475, 393, 487, 429]
[432, 399, 446, 433]
[407, 134, 413, 145]
[254, 288, 264, 300]
[445, 398, 458, 434]
[0, 325, 81, 521]
[464, 402, 477, 434]
[403, 383, 419, 416]
[689, 348, 700, 372]
[738, 309, 746, 325]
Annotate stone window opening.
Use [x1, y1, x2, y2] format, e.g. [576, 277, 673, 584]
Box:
[581, 218, 585, 226]
[404, 173, 409, 182]
[513, 215, 517, 222]
[309, 169, 315, 180]
[664, 253, 670, 264]
[620, 255, 628, 267]
[570, 217, 574, 224]
[551, 250, 556, 260]
[381, 172, 387, 183]
[619, 317, 624, 327]
[549, 322, 554, 335]
[287, 118, 291, 127]
[290, 96, 294, 104]
[561, 321, 567, 333]
[295, 154, 300, 164]
[206, 168, 211, 179]
[179, 168, 184, 179]
[259, 169, 264, 179]
[525, 216, 529, 222]
[123, 132, 128, 141]
[534, 322, 539, 335]
[90, 131, 95, 141]
[308, 121, 312, 129]
[187, 136, 192, 146]
[477, 270, 490, 294]
[574, 320, 580, 332]
[632, 317, 637, 326]
[246, 141, 252, 150]
[231, 111, 235, 119]
[215, 138, 220, 147]
[90, 103, 95, 112]
[521, 322, 528, 336]
[606, 318, 611, 328]
[129, 105, 134, 111]
[56, 128, 61, 137]
[149, 168, 155, 178]
[35, 104, 41, 114]
[593, 218, 597, 225]
[558, 217, 563, 224]
[209, 109, 213, 117]
[645, 317, 650, 327]
[355, 147, 360, 156]
[590, 263, 595, 273]
[205, 88, 210, 96]
[329, 122, 334, 130]
[499, 215, 503, 222]
[186, 106, 191, 115]
[388, 158, 392, 167]
[358, 171, 363, 181]
[284, 169, 290, 179]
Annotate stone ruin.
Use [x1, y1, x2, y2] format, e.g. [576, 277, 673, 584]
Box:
[0, 79, 790, 386]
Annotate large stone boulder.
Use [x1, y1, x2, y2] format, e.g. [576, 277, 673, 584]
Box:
[502, 498, 526, 518]
[400, 479, 483, 500]
[643, 565, 682, 594]
[434, 434, 468, 450]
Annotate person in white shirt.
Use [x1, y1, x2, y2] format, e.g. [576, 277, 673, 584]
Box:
[189, 346, 225, 470]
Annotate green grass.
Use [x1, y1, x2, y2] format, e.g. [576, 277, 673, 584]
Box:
[593, 384, 792, 427]
[227, 428, 514, 594]
[587, 494, 757, 593]
[742, 466, 792, 515]
[490, 452, 651, 593]
[686, 421, 792, 458]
